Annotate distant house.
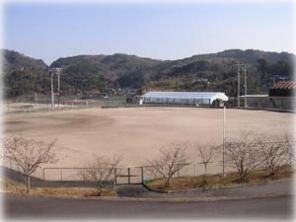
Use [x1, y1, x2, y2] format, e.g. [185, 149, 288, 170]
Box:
[140, 91, 228, 107]
[269, 81, 296, 97]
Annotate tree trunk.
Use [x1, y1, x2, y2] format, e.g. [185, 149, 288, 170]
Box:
[26, 175, 31, 194]
[95, 182, 102, 196]
[164, 177, 170, 188]
[98, 183, 102, 196]
[268, 168, 274, 177]
[204, 165, 207, 185]
[239, 161, 245, 182]
[239, 170, 244, 182]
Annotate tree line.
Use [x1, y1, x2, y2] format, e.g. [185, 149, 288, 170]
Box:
[3, 49, 294, 99]
[3, 132, 294, 194]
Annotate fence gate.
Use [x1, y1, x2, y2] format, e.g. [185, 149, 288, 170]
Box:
[115, 167, 143, 185]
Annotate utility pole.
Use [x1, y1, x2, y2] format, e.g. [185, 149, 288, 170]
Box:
[50, 68, 62, 109]
[222, 105, 226, 177]
[50, 70, 54, 109]
[237, 63, 240, 108]
[244, 67, 247, 108]
[235, 63, 246, 109]
[57, 68, 61, 109]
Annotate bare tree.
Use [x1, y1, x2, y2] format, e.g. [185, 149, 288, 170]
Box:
[256, 135, 290, 176]
[79, 155, 122, 196]
[3, 136, 57, 193]
[283, 133, 295, 166]
[197, 142, 219, 185]
[147, 143, 189, 187]
[226, 132, 258, 182]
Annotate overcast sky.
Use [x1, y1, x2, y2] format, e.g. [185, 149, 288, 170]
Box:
[4, 1, 295, 64]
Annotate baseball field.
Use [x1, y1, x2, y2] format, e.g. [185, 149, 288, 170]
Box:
[4, 107, 294, 170]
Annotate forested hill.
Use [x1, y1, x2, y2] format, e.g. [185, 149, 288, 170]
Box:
[3, 49, 295, 99]
[2, 49, 50, 97]
[50, 54, 162, 95]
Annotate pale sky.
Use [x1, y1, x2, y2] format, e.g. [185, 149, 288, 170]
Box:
[4, 1, 295, 64]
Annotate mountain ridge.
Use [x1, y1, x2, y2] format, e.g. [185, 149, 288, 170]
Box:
[3, 48, 294, 98]
[3, 48, 294, 67]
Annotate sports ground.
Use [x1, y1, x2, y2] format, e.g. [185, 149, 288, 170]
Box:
[4, 107, 294, 169]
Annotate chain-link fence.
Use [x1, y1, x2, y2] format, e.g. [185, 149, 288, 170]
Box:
[2, 96, 131, 113]
[1, 156, 44, 179]
[1, 156, 231, 184]
[1, 137, 294, 185]
[141, 161, 235, 184]
[228, 96, 295, 112]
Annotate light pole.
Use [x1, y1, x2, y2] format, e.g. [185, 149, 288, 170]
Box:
[244, 68, 247, 108]
[222, 104, 226, 177]
[50, 70, 54, 109]
[236, 62, 245, 108]
[56, 68, 62, 109]
[50, 68, 62, 109]
[237, 63, 240, 108]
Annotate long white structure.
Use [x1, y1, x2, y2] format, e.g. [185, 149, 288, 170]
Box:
[140, 91, 228, 106]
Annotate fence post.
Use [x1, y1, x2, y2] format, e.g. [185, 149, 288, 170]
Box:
[60, 168, 63, 181]
[128, 168, 130, 184]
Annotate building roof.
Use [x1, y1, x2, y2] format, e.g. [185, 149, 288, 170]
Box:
[142, 91, 228, 101]
[240, 94, 268, 98]
[271, 81, 296, 90]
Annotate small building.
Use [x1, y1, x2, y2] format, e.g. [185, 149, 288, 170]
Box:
[269, 81, 296, 97]
[140, 91, 228, 107]
[235, 81, 295, 111]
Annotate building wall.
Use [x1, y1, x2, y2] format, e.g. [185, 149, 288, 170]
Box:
[269, 88, 295, 97]
[143, 97, 212, 105]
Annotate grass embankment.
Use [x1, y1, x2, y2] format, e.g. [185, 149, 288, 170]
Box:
[146, 165, 294, 192]
[0, 178, 116, 198]
[1, 166, 293, 197]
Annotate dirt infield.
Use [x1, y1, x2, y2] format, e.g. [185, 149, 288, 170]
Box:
[3, 107, 295, 168]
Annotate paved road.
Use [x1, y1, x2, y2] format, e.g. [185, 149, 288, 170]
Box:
[117, 179, 293, 198]
[3, 194, 294, 220]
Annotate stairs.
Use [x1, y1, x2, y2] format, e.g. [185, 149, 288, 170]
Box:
[116, 184, 151, 197]
[116, 184, 168, 197]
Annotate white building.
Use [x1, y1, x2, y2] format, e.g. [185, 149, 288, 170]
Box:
[140, 91, 228, 107]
